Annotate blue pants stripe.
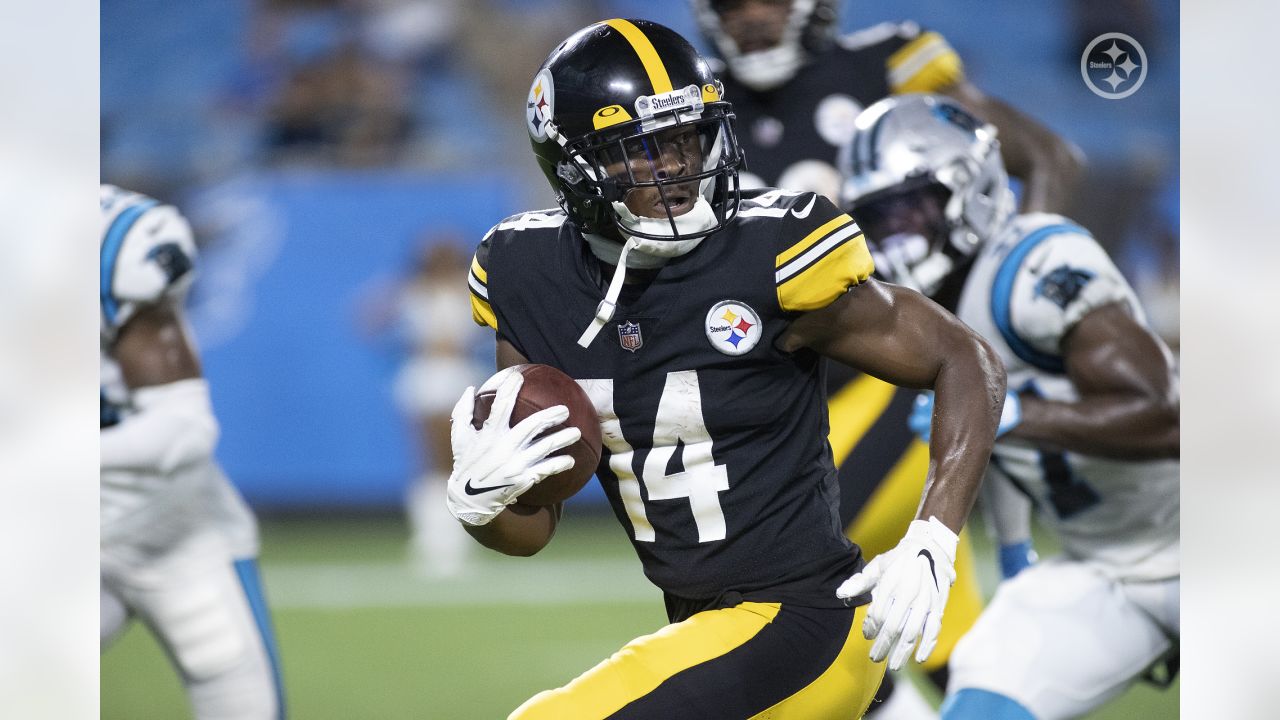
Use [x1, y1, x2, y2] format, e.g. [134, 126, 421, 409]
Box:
[234, 558, 286, 719]
[941, 688, 1036, 720]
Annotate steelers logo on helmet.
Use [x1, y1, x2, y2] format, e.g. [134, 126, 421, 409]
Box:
[526, 68, 555, 141]
[705, 300, 762, 356]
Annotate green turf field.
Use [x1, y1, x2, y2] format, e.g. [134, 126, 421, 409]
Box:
[102, 511, 1177, 718]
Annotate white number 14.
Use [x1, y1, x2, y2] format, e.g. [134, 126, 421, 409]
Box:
[577, 371, 729, 543]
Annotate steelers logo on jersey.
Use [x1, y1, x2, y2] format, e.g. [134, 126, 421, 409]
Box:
[704, 300, 762, 356]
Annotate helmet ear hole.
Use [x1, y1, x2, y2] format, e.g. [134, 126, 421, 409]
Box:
[597, 178, 622, 204]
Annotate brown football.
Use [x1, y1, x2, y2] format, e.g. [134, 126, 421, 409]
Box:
[471, 364, 602, 506]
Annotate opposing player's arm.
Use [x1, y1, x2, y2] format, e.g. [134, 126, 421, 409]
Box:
[1006, 301, 1179, 459]
[102, 299, 219, 474]
[939, 82, 1084, 214]
[779, 279, 1005, 533]
[456, 337, 565, 557]
[980, 469, 1038, 579]
[114, 299, 202, 386]
[882, 25, 1082, 213]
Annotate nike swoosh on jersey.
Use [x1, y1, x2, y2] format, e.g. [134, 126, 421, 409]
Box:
[790, 195, 817, 219]
[464, 479, 514, 496]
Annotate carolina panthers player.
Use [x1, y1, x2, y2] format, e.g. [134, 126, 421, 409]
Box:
[100, 185, 285, 719]
[839, 95, 1179, 720]
[448, 20, 1007, 719]
[690, 4, 1085, 712]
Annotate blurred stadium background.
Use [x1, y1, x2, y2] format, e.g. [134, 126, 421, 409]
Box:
[101, 0, 1179, 717]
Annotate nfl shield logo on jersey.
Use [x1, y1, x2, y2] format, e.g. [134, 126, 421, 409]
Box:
[705, 300, 762, 356]
[617, 321, 643, 352]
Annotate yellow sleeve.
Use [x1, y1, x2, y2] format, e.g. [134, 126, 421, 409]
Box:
[775, 214, 875, 312]
[887, 30, 965, 94]
[468, 253, 497, 330]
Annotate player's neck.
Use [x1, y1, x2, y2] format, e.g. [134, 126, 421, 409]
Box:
[591, 256, 661, 289]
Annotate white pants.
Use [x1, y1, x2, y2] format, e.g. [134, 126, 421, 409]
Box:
[947, 559, 1178, 720]
[102, 513, 282, 719]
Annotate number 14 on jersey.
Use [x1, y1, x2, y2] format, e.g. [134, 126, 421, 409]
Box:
[579, 371, 729, 543]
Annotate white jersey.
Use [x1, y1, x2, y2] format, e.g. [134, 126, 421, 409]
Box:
[955, 213, 1178, 581]
[100, 185, 256, 558]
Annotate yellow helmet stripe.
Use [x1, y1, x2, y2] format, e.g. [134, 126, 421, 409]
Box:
[605, 19, 674, 95]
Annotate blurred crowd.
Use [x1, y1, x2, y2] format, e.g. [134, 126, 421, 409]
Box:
[103, 0, 615, 202]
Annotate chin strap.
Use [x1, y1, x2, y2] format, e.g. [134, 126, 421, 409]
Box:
[577, 237, 640, 348]
[727, 44, 804, 92]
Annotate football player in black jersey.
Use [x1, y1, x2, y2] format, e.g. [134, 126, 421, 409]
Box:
[691, 2, 1085, 709]
[445, 19, 1005, 719]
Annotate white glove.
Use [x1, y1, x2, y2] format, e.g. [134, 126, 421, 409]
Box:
[445, 370, 581, 526]
[836, 516, 959, 671]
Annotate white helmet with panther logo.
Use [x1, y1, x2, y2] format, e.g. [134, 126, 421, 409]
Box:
[837, 94, 1016, 295]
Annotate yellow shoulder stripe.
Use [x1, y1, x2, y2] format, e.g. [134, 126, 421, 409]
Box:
[776, 215, 855, 268]
[887, 31, 946, 70]
[605, 19, 674, 94]
[777, 232, 875, 313]
[471, 294, 496, 330]
[887, 31, 964, 92]
[469, 254, 495, 329]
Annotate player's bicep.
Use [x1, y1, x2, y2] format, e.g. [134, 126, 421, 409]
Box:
[779, 279, 965, 389]
[1062, 301, 1178, 402]
[113, 300, 202, 388]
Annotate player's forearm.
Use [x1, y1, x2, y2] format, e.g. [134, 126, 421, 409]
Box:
[1008, 132, 1084, 214]
[463, 502, 560, 557]
[1009, 394, 1179, 460]
[918, 336, 1006, 533]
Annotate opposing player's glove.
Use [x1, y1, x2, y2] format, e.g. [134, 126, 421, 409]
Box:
[998, 540, 1038, 579]
[445, 371, 581, 527]
[908, 391, 1022, 443]
[836, 517, 959, 671]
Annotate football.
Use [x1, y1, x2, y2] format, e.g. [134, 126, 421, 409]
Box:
[472, 364, 603, 506]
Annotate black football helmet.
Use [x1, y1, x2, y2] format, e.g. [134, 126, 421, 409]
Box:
[527, 19, 743, 248]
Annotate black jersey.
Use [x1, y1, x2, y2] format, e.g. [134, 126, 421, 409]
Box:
[470, 189, 875, 616]
[722, 22, 965, 195]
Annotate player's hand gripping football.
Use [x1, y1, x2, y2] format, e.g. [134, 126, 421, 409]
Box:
[445, 371, 581, 526]
[836, 517, 959, 671]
